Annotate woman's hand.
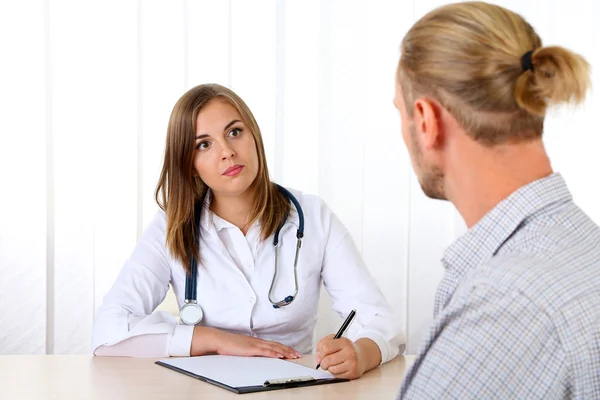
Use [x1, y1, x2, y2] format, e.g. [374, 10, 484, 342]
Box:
[316, 335, 381, 380]
[191, 326, 302, 359]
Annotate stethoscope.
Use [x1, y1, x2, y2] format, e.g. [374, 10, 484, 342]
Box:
[179, 184, 305, 325]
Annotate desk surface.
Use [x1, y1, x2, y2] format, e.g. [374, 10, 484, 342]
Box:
[1, 354, 415, 399]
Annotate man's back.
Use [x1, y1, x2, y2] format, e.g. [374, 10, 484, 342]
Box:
[476, 182, 600, 398]
[400, 174, 600, 399]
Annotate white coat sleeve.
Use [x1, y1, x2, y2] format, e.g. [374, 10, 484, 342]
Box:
[319, 203, 406, 364]
[91, 211, 194, 357]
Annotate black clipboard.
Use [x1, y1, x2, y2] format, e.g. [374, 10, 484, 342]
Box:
[155, 359, 348, 394]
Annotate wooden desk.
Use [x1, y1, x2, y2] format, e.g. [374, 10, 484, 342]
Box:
[1, 354, 415, 399]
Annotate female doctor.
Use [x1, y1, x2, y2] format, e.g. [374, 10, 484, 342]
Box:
[92, 83, 405, 379]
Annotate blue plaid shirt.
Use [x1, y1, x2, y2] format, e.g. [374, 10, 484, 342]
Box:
[398, 173, 600, 399]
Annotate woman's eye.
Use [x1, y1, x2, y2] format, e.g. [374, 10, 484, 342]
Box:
[196, 141, 210, 150]
[228, 128, 242, 137]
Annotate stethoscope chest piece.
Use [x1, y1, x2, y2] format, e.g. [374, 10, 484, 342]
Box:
[180, 300, 203, 325]
[272, 295, 295, 309]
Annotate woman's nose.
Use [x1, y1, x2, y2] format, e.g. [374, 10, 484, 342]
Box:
[221, 144, 235, 160]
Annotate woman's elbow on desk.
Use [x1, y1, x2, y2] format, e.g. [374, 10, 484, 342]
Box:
[92, 334, 172, 357]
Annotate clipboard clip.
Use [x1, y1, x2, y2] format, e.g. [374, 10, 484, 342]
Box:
[263, 376, 316, 387]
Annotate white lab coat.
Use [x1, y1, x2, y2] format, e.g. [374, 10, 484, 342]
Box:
[91, 189, 405, 362]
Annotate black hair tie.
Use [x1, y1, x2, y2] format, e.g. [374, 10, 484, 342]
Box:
[521, 50, 535, 72]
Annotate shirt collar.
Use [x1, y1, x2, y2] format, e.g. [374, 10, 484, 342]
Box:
[198, 189, 301, 234]
[198, 190, 243, 232]
[442, 172, 572, 274]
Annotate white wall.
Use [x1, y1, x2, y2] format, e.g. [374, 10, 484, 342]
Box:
[0, 0, 598, 356]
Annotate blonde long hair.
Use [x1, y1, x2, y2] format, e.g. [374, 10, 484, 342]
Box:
[398, 1, 591, 145]
[155, 84, 290, 274]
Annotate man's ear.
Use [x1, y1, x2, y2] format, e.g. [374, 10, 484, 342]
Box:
[413, 98, 442, 150]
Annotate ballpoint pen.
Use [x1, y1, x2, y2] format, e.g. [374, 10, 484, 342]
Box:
[316, 309, 356, 370]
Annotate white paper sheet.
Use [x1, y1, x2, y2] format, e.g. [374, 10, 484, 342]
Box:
[158, 355, 335, 388]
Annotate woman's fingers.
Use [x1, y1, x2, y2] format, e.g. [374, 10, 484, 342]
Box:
[265, 341, 301, 359]
[258, 339, 301, 359]
[256, 347, 286, 358]
[326, 360, 352, 376]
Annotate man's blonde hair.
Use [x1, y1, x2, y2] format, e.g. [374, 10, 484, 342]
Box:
[398, 1, 591, 146]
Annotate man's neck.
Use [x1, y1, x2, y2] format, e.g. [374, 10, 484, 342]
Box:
[447, 139, 553, 228]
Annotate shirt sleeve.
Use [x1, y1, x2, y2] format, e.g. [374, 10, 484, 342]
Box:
[320, 205, 406, 364]
[398, 282, 569, 399]
[91, 211, 194, 357]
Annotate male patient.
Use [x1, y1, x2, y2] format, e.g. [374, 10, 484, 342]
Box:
[394, 2, 600, 399]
